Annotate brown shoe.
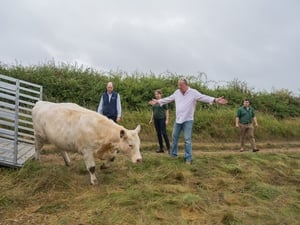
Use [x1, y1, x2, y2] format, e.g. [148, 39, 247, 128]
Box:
[253, 148, 259, 152]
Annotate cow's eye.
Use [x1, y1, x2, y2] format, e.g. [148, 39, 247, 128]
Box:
[129, 144, 133, 148]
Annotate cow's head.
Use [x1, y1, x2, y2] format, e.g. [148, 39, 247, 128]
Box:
[119, 125, 142, 163]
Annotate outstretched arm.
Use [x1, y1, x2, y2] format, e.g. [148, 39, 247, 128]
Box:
[149, 94, 175, 106]
[214, 96, 228, 105]
[149, 99, 159, 106]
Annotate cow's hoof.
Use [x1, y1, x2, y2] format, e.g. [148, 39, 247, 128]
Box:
[100, 163, 109, 170]
[34, 153, 40, 161]
[90, 179, 98, 185]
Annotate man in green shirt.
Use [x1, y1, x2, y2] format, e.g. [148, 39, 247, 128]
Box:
[235, 99, 259, 152]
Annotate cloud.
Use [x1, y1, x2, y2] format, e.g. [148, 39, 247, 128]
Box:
[0, 0, 299, 94]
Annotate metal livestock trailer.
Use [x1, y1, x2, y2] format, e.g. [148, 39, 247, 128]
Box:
[0, 74, 43, 167]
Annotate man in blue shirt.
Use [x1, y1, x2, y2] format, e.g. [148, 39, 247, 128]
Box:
[97, 82, 122, 123]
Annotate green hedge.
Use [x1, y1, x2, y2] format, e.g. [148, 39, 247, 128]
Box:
[1, 61, 300, 142]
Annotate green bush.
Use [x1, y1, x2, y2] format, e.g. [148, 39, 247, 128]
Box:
[1, 61, 300, 142]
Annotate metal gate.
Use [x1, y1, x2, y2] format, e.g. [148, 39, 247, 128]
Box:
[0, 74, 43, 167]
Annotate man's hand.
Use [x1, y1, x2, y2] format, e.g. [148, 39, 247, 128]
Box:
[149, 99, 158, 105]
[215, 96, 228, 105]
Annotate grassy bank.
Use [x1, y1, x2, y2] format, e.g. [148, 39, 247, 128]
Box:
[1, 147, 299, 225]
[122, 109, 300, 143]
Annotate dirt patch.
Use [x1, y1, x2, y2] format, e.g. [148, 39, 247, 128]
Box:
[192, 147, 300, 155]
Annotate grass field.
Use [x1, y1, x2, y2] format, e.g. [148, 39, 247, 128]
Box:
[0, 142, 299, 225]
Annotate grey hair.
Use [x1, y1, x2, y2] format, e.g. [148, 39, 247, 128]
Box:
[179, 77, 188, 85]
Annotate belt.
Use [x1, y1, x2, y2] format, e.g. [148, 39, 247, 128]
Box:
[241, 122, 252, 125]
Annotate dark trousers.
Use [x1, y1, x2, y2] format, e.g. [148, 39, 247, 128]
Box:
[154, 118, 170, 150]
[105, 115, 117, 123]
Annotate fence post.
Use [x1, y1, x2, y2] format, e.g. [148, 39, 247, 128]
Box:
[13, 79, 20, 164]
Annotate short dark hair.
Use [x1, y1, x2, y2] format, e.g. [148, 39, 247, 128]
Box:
[244, 98, 251, 104]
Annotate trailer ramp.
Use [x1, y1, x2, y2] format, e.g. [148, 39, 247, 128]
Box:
[0, 74, 43, 167]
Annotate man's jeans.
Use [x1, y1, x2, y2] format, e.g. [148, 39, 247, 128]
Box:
[170, 120, 194, 162]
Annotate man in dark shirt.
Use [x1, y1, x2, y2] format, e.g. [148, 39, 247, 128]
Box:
[235, 99, 259, 152]
[97, 82, 122, 123]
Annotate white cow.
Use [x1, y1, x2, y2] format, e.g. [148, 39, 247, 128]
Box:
[32, 101, 142, 185]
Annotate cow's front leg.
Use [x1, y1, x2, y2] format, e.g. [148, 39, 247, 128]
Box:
[34, 136, 44, 160]
[61, 151, 71, 166]
[82, 149, 97, 185]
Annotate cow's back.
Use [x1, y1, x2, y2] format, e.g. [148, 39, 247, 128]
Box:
[32, 101, 121, 152]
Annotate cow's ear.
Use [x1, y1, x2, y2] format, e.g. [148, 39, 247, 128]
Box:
[120, 130, 127, 138]
[135, 124, 141, 133]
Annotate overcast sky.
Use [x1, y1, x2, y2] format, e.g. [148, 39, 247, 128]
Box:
[1, 0, 299, 95]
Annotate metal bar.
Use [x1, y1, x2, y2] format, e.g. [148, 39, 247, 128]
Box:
[0, 120, 15, 127]
[0, 101, 15, 109]
[0, 74, 17, 82]
[19, 79, 42, 88]
[18, 125, 34, 133]
[0, 89, 16, 97]
[0, 93, 16, 101]
[0, 81, 17, 91]
[0, 127, 15, 136]
[0, 109, 16, 120]
[19, 92, 41, 101]
[20, 85, 41, 92]
[18, 112, 32, 119]
[18, 118, 33, 126]
[18, 138, 34, 145]
[13, 79, 20, 164]
[39, 86, 43, 100]
[19, 100, 36, 107]
[19, 106, 33, 112]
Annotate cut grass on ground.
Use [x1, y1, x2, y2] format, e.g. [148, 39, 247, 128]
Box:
[0, 146, 299, 225]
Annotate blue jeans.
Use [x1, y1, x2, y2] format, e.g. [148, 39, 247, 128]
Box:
[170, 120, 194, 162]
